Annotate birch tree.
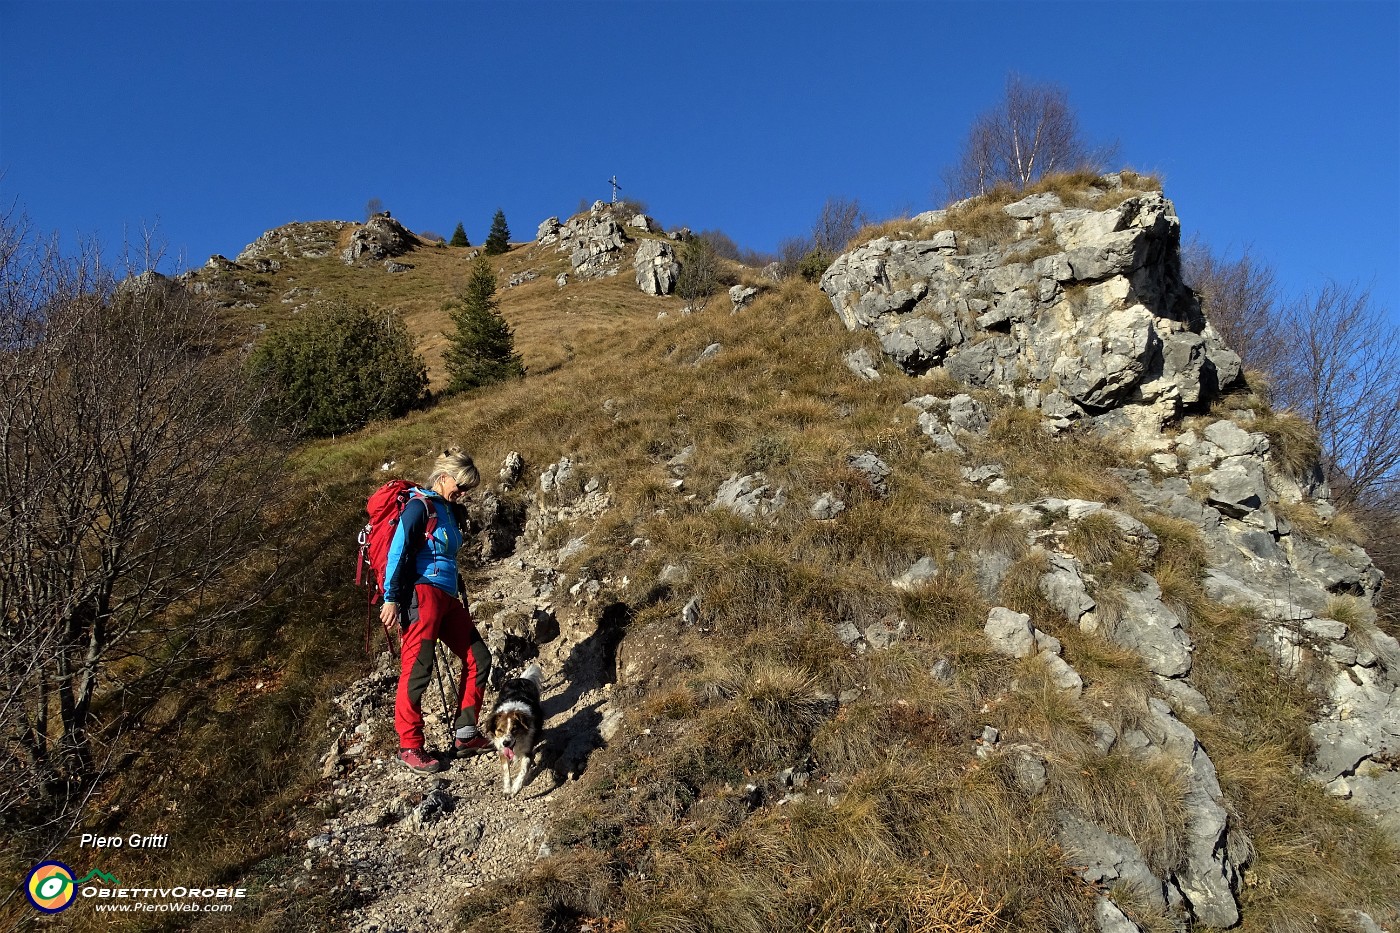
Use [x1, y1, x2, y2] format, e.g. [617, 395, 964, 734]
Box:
[944, 74, 1113, 198]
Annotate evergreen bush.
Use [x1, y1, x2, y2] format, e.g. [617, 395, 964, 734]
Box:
[798, 248, 835, 283]
[248, 300, 427, 437]
[444, 255, 525, 393]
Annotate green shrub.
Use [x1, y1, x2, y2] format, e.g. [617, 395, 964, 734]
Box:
[248, 299, 427, 437]
[798, 248, 835, 283]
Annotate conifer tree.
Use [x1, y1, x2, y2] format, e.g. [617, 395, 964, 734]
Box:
[444, 255, 524, 393]
[450, 222, 470, 247]
[484, 209, 511, 255]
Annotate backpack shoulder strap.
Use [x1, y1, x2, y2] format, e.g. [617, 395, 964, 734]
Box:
[410, 489, 439, 540]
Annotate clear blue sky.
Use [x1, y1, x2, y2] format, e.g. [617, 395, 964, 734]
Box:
[2, 1, 1396, 316]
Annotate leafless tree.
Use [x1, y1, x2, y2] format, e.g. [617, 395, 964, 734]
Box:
[696, 229, 741, 262]
[1270, 283, 1400, 509]
[1181, 238, 1289, 379]
[676, 236, 724, 312]
[811, 197, 867, 255]
[365, 197, 385, 221]
[1, 210, 285, 833]
[776, 235, 813, 279]
[943, 73, 1115, 199]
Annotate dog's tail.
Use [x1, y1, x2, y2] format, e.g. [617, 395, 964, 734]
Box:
[522, 663, 544, 687]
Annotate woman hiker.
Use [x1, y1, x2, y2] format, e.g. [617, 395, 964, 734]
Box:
[380, 448, 492, 773]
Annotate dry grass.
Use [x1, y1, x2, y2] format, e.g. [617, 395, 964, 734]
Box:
[846, 169, 1163, 253]
[1049, 748, 1189, 874]
[1201, 740, 1400, 932]
[1066, 512, 1126, 566]
[1253, 411, 1322, 479]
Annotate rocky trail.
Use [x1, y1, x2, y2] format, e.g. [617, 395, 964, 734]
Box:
[301, 486, 624, 933]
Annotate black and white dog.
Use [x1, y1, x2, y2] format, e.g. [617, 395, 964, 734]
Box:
[482, 664, 543, 796]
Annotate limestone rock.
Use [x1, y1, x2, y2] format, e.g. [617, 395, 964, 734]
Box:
[1040, 651, 1084, 696]
[712, 473, 786, 519]
[847, 451, 892, 496]
[985, 607, 1037, 659]
[1056, 812, 1168, 914]
[634, 239, 679, 296]
[810, 493, 846, 521]
[237, 220, 354, 264]
[1109, 574, 1193, 678]
[843, 347, 880, 381]
[730, 285, 759, 312]
[342, 212, 420, 265]
[1039, 553, 1096, 623]
[821, 180, 1243, 438]
[892, 557, 938, 591]
[555, 203, 629, 279]
[1094, 897, 1143, 933]
[1141, 699, 1244, 927]
[535, 216, 562, 244]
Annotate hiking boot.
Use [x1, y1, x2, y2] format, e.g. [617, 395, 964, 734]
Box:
[453, 735, 491, 756]
[397, 747, 443, 773]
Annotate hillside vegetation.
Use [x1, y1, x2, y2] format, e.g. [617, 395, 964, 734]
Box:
[6, 189, 1397, 933]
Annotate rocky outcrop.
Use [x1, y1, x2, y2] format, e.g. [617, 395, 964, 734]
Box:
[236, 220, 354, 265]
[1111, 448, 1398, 842]
[342, 212, 420, 265]
[634, 240, 679, 296]
[821, 176, 1243, 437]
[540, 202, 630, 280]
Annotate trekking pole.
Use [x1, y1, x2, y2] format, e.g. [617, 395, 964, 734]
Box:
[432, 642, 460, 737]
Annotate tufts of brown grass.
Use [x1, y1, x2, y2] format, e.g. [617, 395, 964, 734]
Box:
[458, 847, 615, 933]
[1199, 740, 1400, 932]
[997, 548, 1057, 622]
[1254, 411, 1322, 479]
[1049, 747, 1189, 874]
[1272, 496, 1367, 547]
[1065, 512, 1126, 567]
[845, 169, 1161, 254]
[970, 509, 1031, 559]
[1187, 603, 1322, 764]
[898, 567, 989, 640]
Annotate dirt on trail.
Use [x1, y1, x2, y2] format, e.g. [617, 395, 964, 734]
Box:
[301, 496, 628, 933]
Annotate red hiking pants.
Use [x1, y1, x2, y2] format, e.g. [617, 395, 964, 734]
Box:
[396, 583, 491, 750]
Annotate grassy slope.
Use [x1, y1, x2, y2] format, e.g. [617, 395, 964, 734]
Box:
[15, 219, 1396, 932]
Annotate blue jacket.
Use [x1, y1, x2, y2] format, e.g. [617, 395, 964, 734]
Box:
[382, 491, 463, 603]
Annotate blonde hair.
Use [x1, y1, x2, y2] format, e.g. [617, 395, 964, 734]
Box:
[427, 447, 480, 491]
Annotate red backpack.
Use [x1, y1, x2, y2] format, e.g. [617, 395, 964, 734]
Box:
[356, 479, 438, 611]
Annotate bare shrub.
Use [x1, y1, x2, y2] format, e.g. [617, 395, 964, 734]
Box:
[677, 236, 723, 311]
[1181, 239, 1287, 377]
[1272, 283, 1400, 509]
[696, 228, 740, 261]
[812, 196, 867, 254]
[0, 211, 285, 841]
